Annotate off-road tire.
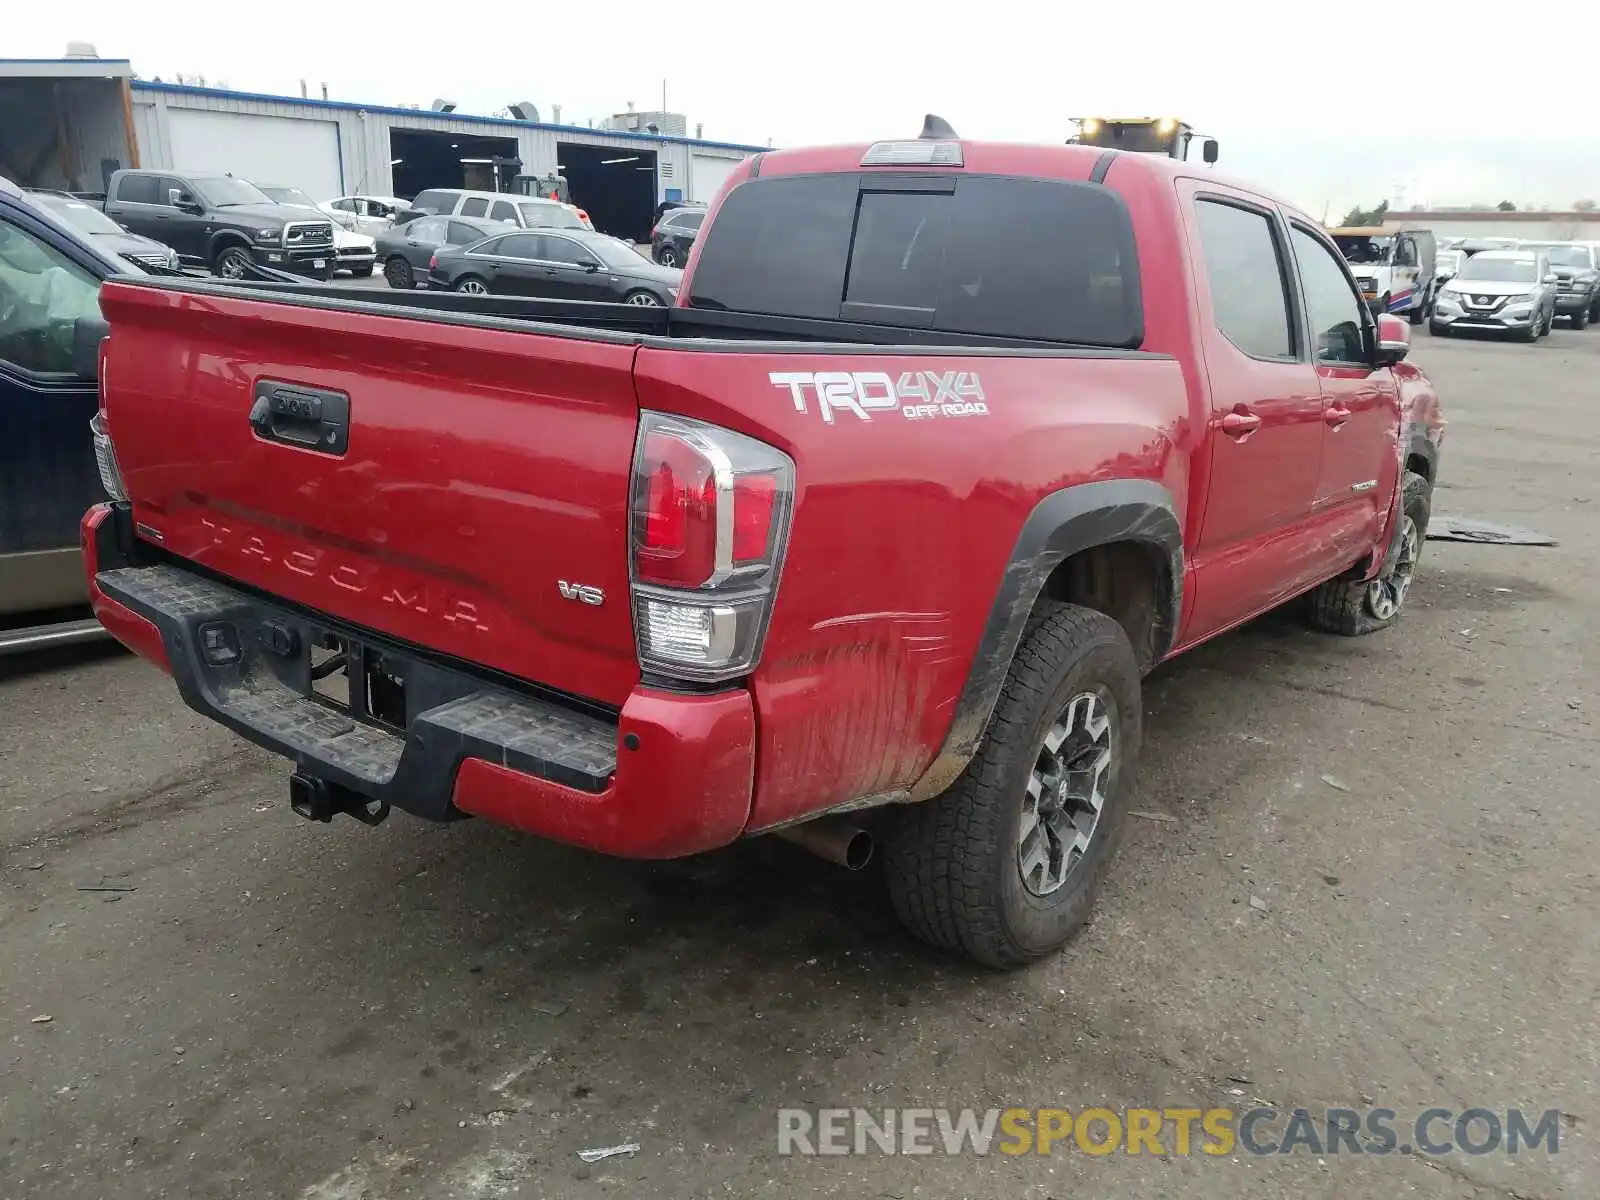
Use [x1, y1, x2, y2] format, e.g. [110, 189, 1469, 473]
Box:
[1570, 307, 1589, 331]
[1306, 471, 1431, 636]
[351, 264, 374, 278]
[883, 604, 1141, 969]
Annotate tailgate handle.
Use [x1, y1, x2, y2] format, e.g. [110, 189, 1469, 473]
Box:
[249, 381, 351, 455]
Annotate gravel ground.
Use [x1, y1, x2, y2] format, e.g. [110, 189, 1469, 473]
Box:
[1, 328, 1595, 1199]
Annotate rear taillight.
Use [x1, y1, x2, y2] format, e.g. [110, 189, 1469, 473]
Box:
[428, 252, 438, 270]
[90, 345, 127, 502]
[629, 412, 794, 682]
[649, 225, 659, 239]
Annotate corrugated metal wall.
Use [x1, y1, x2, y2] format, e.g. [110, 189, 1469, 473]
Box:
[127, 84, 757, 204]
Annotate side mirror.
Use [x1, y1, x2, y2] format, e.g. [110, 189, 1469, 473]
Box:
[72, 313, 108, 382]
[1374, 313, 1410, 366]
[1201, 139, 1219, 165]
[177, 195, 203, 214]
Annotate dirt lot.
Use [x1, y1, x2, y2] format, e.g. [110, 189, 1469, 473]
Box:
[2, 329, 1596, 1199]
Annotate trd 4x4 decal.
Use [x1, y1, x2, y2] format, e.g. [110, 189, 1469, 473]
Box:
[770, 370, 989, 424]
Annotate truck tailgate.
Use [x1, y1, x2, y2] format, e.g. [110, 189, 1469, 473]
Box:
[97, 282, 642, 708]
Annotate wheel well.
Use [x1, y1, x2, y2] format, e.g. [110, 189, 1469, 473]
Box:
[1406, 452, 1432, 482]
[1038, 541, 1173, 671]
[209, 232, 250, 259]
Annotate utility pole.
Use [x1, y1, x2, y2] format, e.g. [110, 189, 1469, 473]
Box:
[662, 79, 668, 112]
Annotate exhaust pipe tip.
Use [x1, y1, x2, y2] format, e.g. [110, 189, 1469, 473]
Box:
[774, 818, 875, 871]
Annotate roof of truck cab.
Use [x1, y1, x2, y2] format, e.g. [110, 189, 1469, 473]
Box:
[749, 139, 1309, 216]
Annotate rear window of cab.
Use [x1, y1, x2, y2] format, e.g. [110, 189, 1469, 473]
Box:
[686, 172, 1142, 348]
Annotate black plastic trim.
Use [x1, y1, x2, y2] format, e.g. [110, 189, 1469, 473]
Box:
[746, 153, 764, 179]
[1089, 150, 1120, 183]
[1406, 430, 1439, 481]
[908, 479, 1184, 802]
[95, 562, 621, 820]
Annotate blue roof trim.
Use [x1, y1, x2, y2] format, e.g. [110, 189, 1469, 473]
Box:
[129, 81, 768, 154]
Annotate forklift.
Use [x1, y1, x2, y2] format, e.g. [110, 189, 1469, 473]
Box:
[1069, 117, 1218, 164]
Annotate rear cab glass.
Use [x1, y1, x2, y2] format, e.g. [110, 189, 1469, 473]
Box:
[687, 172, 1142, 346]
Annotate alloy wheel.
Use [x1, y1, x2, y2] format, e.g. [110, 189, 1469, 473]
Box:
[1018, 691, 1114, 896]
[1364, 515, 1420, 621]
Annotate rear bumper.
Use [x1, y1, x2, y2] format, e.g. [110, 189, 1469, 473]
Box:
[81, 504, 755, 858]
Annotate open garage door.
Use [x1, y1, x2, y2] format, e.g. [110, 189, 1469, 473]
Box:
[559, 142, 656, 243]
[390, 129, 520, 200]
[168, 108, 342, 199]
[691, 153, 745, 203]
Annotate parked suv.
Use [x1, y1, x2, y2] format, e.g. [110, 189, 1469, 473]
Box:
[396, 190, 586, 233]
[103, 170, 336, 280]
[651, 205, 705, 267]
[1430, 249, 1558, 341]
[1519, 242, 1600, 328]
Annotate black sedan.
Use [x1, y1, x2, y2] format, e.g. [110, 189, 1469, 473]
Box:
[429, 228, 682, 305]
[650, 205, 706, 268]
[376, 213, 508, 289]
[26, 190, 181, 271]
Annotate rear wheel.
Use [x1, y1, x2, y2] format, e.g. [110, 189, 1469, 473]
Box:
[883, 604, 1141, 968]
[657, 245, 679, 268]
[1571, 307, 1590, 331]
[212, 243, 254, 279]
[454, 276, 489, 295]
[1408, 289, 1427, 325]
[1306, 471, 1431, 636]
[624, 290, 663, 306]
[384, 256, 413, 289]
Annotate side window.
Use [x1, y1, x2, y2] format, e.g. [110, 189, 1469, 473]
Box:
[331, 198, 357, 213]
[411, 190, 449, 215]
[675, 211, 706, 231]
[1193, 199, 1295, 359]
[116, 174, 159, 204]
[459, 197, 489, 218]
[490, 200, 518, 224]
[0, 219, 103, 375]
[409, 218, 445, 245]
[541, 237, 599, 266]
[448, 222, 487, 246]
[492, 233, 542, 259]
[1290, 226, 1368, 365]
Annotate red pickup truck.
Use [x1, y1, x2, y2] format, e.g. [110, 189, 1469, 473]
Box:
[83, 121, 1444, 967]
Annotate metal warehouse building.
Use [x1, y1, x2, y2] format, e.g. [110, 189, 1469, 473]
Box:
[3, 54, 765, 243]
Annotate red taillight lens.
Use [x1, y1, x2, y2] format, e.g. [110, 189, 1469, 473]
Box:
[732, 473, 778, 562]
[577, 209, 590, 222]
[649, 225, 659, 238]
[428, 253, 438, 270]
[629, 413, 795, 682]
[636, 431, 719, 587]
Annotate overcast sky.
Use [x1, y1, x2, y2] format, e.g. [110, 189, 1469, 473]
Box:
[15, 3, 1600, 216]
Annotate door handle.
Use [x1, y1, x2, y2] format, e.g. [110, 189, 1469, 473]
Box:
[1221, 410, 1261, 438]
[1325, 405, 1351, 429]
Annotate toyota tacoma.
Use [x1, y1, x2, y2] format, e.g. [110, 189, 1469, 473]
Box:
[82, 118, 1445, 967]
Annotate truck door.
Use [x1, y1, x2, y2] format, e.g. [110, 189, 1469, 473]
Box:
[1286, 221, 1401, 570]
[1180, 184, 1328, 639]
[1391, 234, 1420, 314]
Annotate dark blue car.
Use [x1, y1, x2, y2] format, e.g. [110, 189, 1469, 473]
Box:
[0, 176, 130, 652]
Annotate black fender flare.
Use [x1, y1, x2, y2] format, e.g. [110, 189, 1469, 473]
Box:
[206, 229, 254, 267]
[908, 479, 1183, 802]
[1405, 428, 1439, 482]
